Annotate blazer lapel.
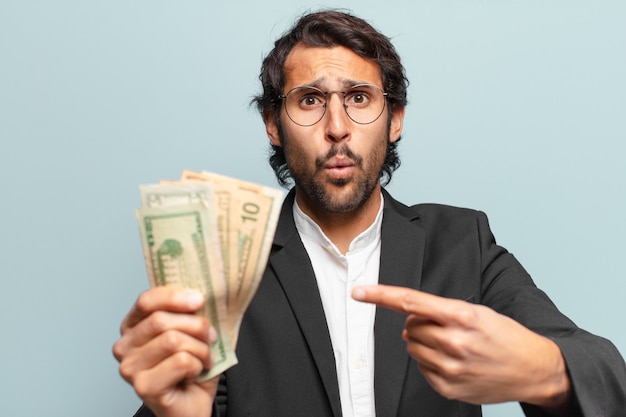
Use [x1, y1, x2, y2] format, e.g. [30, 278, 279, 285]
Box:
[374, 190, 426, 417]
[268, 191, 342, 417]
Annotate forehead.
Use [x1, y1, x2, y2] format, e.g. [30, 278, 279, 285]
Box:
[283, 43, 382, 91]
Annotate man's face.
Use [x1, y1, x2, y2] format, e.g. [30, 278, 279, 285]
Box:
[266, 44, 404, 215]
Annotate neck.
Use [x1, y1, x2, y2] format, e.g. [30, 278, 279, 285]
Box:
[296, 185, 382, 255]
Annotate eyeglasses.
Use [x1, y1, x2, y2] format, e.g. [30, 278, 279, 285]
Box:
[279, 84, 388, 126]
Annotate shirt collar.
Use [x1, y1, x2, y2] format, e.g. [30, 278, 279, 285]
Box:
[293, 193, 384, 255]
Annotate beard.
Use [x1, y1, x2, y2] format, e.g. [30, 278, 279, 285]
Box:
[280, 129, 390, 213]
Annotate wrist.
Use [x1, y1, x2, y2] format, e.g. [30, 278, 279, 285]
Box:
[525, 338, 572, 415]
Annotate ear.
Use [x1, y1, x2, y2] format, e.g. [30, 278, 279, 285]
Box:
[389, 106, 405, 143]
[264, 110, 282, 146]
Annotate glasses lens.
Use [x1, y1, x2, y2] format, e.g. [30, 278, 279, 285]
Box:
[284, 87, 327, 126]
[344, 85, 386, 124]
[283, 84, 387, 126]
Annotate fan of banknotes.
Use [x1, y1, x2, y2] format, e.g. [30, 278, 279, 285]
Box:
[135, 170, 284, 380]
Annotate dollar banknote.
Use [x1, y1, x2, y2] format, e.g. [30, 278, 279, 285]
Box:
[136, 171, 283, 380]
[181, 171, 283, 342]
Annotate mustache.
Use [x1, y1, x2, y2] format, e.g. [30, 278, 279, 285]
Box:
[315, 144, 363, 168]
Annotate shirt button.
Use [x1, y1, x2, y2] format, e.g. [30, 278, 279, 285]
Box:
[355, 359, 364, 369]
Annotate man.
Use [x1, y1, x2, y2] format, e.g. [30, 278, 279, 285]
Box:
[114, 10, 626, 417]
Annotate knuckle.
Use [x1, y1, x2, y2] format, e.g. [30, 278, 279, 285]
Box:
[172, 351, 196, 370]
[439, 359, 464, 379]
[446, 333, 470, 357]
[401, 293, 416, 312]
[135, 293, 151, 314]
[454, 304, 477, 326]
[133, 373, 153, 399]
[112, 340, 125, 361]
[136, 290, 158, 313]
[160, 330, 182, 352]
[118, 360, 135, 382]
[146, 311, 169, 334]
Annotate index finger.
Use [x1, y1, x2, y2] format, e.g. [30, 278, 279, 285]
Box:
[352, 284, 461, 325]
[121, 286, 204, 332]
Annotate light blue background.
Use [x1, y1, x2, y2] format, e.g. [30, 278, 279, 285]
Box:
[1, 1, 624, 416]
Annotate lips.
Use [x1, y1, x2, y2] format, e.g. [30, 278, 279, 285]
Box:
[324, 156, 354, 170]
[324, 156, 355, 180]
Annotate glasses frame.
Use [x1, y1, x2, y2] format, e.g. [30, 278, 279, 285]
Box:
[278, 83, 389, 127]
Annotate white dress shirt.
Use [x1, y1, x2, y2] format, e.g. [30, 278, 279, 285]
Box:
[293, 196, 383, 417]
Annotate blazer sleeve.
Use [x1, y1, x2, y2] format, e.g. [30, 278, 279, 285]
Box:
[132, 404, 153, 417]
[132, 401, 220, 417]
[475, 211, 626, 417]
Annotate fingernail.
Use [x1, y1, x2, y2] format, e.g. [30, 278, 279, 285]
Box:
[208, 326, 217, 345]
[352, 286, 366, 301]
[184, 290, 203, 307]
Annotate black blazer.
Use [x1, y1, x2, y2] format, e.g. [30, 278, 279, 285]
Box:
[136, 189, 626, 417]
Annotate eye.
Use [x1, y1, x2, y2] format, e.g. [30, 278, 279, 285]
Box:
[295, 88, 325, 109]
[346, 89, 371, 107]
[301, 95, 322, 106]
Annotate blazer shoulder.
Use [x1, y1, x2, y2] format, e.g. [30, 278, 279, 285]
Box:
[387, 196, 485, 226]
[411, 202, 482, 218]
[382, 190, 481, 219]
[412, 204, 493, 246]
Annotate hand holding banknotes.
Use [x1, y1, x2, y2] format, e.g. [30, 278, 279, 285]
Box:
[114, 287, 219, 417]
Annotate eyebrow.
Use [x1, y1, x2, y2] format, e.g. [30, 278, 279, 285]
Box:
[304, 77, 370, 90]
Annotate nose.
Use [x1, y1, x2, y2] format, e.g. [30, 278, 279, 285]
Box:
[323, 92, 350, 143]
